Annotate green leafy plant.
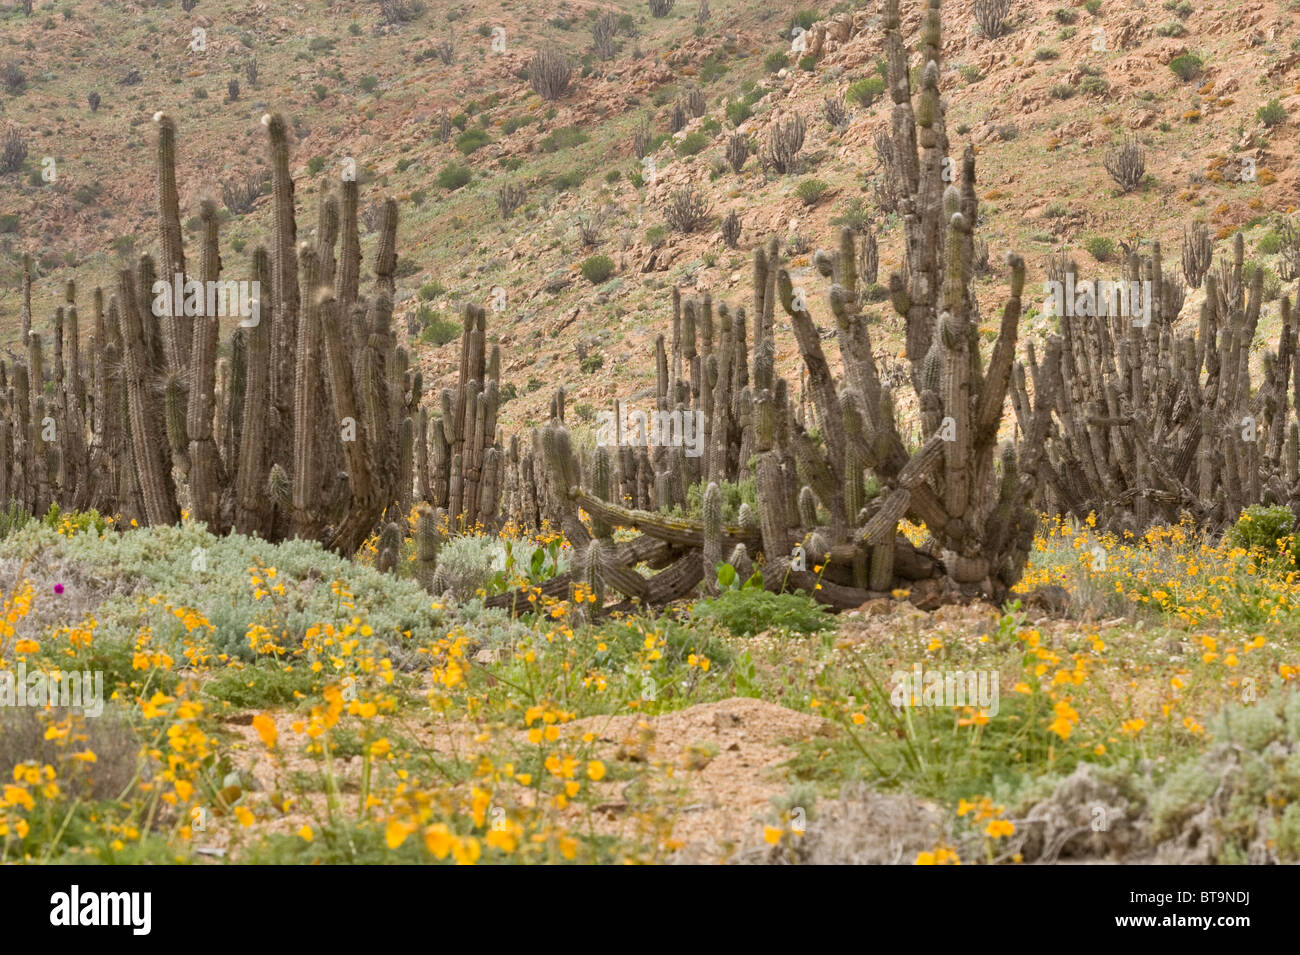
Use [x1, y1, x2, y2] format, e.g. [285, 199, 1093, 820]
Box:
[580, 254, 615, 284]
[436, 162, 472, 190]
[846, 75, 885, 108]
[1225, 504, 1297, 565]
[1169, 54, 1203, 81]
[692, 587, 832, 637]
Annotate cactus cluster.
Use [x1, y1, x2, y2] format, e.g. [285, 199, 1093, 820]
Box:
[492, 0, 1048, 613]
[1020, 231, 1300, 536]
[0, 113, 421, 555]
[417, 304, 503, 532]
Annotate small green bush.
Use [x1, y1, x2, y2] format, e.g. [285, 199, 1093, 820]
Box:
[764, 51, 789, 73]
[540, 125, 589, 152]
[1084, 236, 1116, 262]
[502, 115, 539, 135]
[795, 177, 829, 205]
[436, 162, 472, 190]
[1078, 74, 1109, 97]
[455, 128, 492, 154]
[420, 313, 461, 346]
[554, 169, 585, 191]
[725, 100, 751, 127]
[677, 130, 709, 156]
[1258, 99, 1287, 128]
[430, 535, 500, 603]
[692, 588, 833, 637]
[1169, 54, 1203, 81]
[846, 75, 885, 108]
[580, 254, 615, 284]
[1226, 504, 1297, 563]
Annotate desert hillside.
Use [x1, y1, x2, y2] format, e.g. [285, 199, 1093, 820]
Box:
[1, 0, 1300, 886]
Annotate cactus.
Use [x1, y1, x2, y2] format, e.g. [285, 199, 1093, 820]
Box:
[423, 304, 504, 530]
[702, 481, 723, 595]
[413, 503, 445, 591]
[376, 521, 402, 574]
[0, 112, 417, 554]
[499, 0, 1043, 608]
[1017, 228, 1300, 536]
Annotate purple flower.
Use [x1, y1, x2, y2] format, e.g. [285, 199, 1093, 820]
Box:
[53, 583, 65, 595]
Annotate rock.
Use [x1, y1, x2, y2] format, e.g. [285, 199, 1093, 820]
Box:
[1025, 584, 1071, 616]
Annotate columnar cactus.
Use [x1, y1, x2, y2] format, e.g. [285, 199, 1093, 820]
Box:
[0, 112, 418, 555]
[423, 304, 504, 530]
[1019, 228, 1299, 535]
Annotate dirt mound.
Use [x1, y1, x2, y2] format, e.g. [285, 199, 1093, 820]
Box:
[573, 697, 831, 859]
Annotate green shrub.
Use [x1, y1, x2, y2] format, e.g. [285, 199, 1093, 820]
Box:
[1084, 236, 1116, 262]
[725, 100, 751, 127]
[455, 128, 492, 154]
[676, 130, 709, 156]
[205, 661, 321, 708]
[1225, 504, 1297, 563]
[1169, 54, 1203, 81]
[1258, 99, 1287, 128]
[40, 503, 109, 538]
[579, 352, 604, 374]
[554, 169, 585, 191]
[1049, 82, 1074, 100]
[540, 125, 589, 152]
[580, 254, 615, 284]
[1078, 74, 1109, 97]
[502, 115, 539, 135]
[436, 162, 472, 190]
[0, 522, 448, 665]
[418, 281, 446, 301]
[764, 51, 789, 73]
[682, 477, 756, 524]
[0, 500, 32, 540]
[830, 197, 871, 233]
[430, 535, 500, 602]
[692, 588, 833, 637]
[795, 177, 829, 205]
[420, 312, 461, 346]
[846, 75, 885, 108]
